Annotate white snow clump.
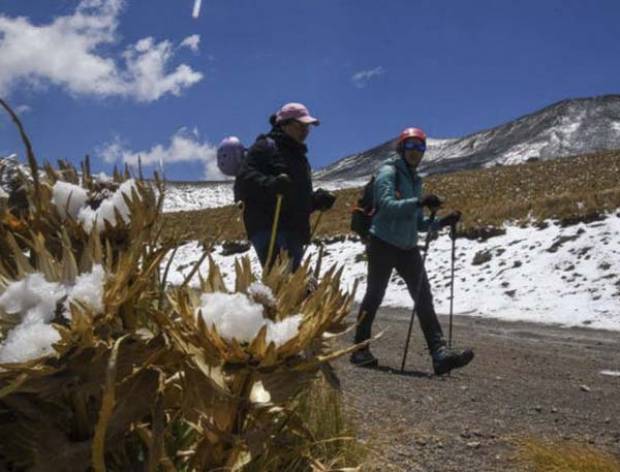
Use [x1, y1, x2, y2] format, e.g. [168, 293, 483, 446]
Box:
[51, 179, 139, 233]
[196, 291, 302, 347]
[0, 265, 106, 364]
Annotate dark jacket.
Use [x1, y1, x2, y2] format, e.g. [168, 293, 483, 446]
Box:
[236, 129, 318, 243]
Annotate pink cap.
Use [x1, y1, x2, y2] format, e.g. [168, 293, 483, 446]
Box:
[275, 102, 320, 125]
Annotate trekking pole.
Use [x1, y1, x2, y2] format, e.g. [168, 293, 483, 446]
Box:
[310, 210, 324, 242]
[448, 222, 457, 349]
[299, 210, 325, 265]
[400, 209, 437, 373]
[265, 194, 283, 272]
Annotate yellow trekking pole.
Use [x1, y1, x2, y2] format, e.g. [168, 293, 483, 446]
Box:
[309, 210, 324, 241]
[265, 193, 283, 271]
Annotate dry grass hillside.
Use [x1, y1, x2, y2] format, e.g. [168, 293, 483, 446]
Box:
[162, 150, 620, 244]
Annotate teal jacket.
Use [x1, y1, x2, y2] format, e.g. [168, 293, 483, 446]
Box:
[369, 157, 436, 250]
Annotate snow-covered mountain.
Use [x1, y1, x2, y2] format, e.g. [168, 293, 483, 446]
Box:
[161, 95, 620, 207]
[314, 94, 620, 182]
[6, 95, 620, 212]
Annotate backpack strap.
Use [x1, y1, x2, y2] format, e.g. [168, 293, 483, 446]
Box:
[264, 137, 278, 157]
[251, 135, 278, 158]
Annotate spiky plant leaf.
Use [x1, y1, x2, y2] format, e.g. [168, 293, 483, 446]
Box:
[92, 335, 126, 472]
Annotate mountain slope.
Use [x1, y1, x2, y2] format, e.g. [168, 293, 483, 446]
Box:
[315, 94, 620, 182]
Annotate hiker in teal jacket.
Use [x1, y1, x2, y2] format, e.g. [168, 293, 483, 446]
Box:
[351, 127, 474, 375]
[370, 156, 435, 250]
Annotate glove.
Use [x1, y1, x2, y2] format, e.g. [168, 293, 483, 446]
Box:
[438, 210, 462, 228]
[419, 193, 443, 209]
[270, 173, 292, 195]
[313, 188, 336, 211]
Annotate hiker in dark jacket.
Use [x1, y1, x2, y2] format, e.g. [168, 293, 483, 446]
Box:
[236, 102, 335, 271]
[351, 127, 474, 375]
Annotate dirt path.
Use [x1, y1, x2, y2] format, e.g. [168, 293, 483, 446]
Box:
[334, 308, 620, 471]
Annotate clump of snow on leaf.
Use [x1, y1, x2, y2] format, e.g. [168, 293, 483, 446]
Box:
[247, 281, 276, 307]
[0, 323, 61, 364]
[65, 265, 106, 314]
[196, 292, 302, 347]
[78, 179, 139, 233]
[0, 273, 64, 324]
[0, 265, 106, 364]
[265, 314, 302, 346]
[51, 181, 89, 220]
[51, 179, 139, 234]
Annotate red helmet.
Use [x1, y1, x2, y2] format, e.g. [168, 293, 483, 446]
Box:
[398, 127, 427, 145]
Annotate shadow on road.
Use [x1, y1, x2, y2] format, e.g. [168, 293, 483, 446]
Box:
[366, 364, 432, 379]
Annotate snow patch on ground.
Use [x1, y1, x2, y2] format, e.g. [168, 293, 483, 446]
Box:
[166, 214, 620, 332]
[163, 182, 234, 212]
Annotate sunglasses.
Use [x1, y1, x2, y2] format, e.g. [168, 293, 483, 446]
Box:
[403, 140, 426, 152]
[292, 120, 311, 129]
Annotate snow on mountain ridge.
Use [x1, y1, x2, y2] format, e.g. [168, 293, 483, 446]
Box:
[315, 94, 620, 181]
[5, 96, 619, 213]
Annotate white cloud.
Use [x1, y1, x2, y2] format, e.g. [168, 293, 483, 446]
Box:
[15, 105, 31, 114]
[351, 66, 385, 89]
[98, 128, 224, 180]
[0, 0, 203, 101]
[192, 0, 203, 19]
[180, 34, 200, 52]
[98, 135, 127, 164]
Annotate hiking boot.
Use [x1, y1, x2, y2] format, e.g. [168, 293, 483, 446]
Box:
[432, 346, 474, 375]
[350, 348, 378, 368]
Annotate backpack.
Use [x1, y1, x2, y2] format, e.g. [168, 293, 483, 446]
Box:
[217, 136, 246, 177]
[232, 136, 278, 204]
[350, 163, 399, 240]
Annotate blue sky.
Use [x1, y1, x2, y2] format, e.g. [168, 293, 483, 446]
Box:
[0, 0, 619, 181]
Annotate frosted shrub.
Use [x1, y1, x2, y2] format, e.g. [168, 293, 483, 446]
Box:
[0, 137, 361, 470]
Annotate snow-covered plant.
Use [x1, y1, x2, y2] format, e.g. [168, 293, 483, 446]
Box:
[0, 100, 362, 470]
[0, 169, 361, 472]
[51, 178, 141, 233]
[157, 254, 358, 470]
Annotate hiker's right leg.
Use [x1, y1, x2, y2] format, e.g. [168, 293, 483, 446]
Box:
[279, 231, 305, 272]
[397, 247, 474, 375]
[250, 230, 285, 268]
[354, 236, 396, 344]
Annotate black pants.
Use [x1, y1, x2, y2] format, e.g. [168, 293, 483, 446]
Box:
[250, 230, 304, 272]
[355, 235, 445, 353]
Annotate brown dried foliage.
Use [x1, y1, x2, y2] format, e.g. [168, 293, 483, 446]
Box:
[0, 99, 364, 471]
[162, 150, 620, 243]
